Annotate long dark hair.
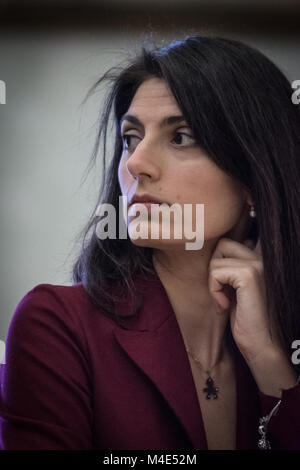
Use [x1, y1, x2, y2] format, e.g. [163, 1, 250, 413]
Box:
[73, 35, 300, 371]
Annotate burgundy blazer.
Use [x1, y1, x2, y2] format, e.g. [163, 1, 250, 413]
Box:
[0, 269, 300, 450]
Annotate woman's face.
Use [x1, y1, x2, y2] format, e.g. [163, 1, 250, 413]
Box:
[118, 77, 251, 250]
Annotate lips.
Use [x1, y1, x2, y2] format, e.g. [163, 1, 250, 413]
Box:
[128, 193, 168, 207]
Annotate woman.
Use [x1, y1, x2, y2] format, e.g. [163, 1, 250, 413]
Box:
[1, 35, 300, 450]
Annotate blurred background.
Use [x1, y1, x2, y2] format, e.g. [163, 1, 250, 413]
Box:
[0, 0, 300, 349]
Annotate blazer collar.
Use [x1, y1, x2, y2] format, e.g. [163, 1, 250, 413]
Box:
[111, 269, 175, 331]
[113, 269, 260, 449]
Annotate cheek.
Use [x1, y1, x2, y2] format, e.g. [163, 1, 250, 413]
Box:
[177, 162, 230, 202]
[180, 164, 245, 237]
[205, 182, 245, 237]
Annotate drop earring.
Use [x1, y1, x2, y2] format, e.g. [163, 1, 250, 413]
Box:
[249, 205, 256, 218]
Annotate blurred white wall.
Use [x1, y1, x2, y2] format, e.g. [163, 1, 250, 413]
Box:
[0, 29, 299, 342]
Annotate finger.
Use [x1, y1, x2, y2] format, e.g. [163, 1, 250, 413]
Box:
[209, 266, 241, 311]
[244, 237, 262, 255]
[243, 238, 255, 250]
[254, 238, 262, 255]
[210, 257, 261, 272]
[211, 237, 259, 261]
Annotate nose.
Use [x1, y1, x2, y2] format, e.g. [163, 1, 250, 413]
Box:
[126, 139, 160, 181]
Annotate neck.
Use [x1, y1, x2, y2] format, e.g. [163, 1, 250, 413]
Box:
[152, 241, 232, 370]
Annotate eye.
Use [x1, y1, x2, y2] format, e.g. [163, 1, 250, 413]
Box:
[172, 132, 196, 147]
[121, 134, 141, 152]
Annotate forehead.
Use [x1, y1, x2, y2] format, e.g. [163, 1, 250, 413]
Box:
[126, 77, 180, 114]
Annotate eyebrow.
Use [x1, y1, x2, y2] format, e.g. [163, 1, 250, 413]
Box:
[120, 114, 187, 130]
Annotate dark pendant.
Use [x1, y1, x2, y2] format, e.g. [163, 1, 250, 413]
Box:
[203, 376, 219, 399]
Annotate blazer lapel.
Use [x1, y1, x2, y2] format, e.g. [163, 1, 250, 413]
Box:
[113, 270, 207, 449]
[112, 269, 261, 450]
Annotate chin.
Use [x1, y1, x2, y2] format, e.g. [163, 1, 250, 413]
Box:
[127, 219, 204, 251]
[129, 237, 186, 249]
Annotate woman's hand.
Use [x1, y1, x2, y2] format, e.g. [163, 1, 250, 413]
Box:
[208, 237, 273, 359]
[208, 237, 298, 396]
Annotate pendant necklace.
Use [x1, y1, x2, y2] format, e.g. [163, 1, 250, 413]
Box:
[185, 346, 220, 400]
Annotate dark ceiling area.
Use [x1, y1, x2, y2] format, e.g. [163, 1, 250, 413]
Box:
[0, 1, 300, 36]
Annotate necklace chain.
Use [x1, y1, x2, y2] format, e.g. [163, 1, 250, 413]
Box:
[185, 345, 221, 400]
[185, 346, 220, 375]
